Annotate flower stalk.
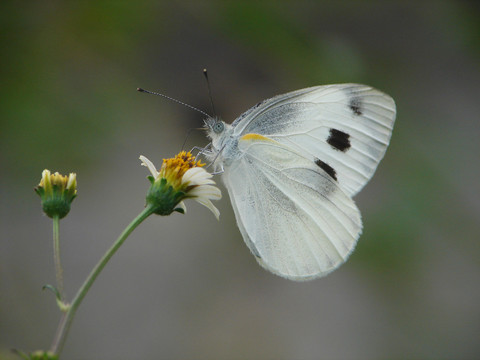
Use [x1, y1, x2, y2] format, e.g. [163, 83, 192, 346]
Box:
[52, 215, 64, 300]
[50, 205, 156, 355]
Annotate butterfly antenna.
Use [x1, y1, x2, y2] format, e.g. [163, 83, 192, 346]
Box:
[137, 87, 211, 118]
[203, 69, 217, 118]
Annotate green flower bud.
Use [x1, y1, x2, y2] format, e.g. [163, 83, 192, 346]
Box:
[35, 170, 77, 219]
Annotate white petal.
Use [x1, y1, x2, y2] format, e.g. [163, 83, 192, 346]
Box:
[139, 155, 159, 178]
[42, 169, 51, 179]
[42, 169, 52, 188]
[182, 167, 205, 180]
[67, 173, 77, 189]
[182, 167, 215, 186]
[189, 185, 222, 200]
[195, 197, 220, 220]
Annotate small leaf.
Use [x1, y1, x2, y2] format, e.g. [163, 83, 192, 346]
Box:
[11, 349, 31, 360]
[42, 284, 61, 301]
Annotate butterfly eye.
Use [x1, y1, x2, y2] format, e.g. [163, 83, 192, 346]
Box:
[213, 122, 224, 134]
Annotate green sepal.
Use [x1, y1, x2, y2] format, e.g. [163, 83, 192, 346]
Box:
[145, 177, 186, 216]
[35, 183, 75, 219]
[174, 207, 185, 214]
[12, 349, 58, 360]
[34, 186, 45, 197]
[41, 197, 71, 219]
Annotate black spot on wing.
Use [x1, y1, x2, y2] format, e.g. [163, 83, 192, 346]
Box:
[349, 97, 362, 116]
[327, 128, 351, 152]
[314, 158, 337, 181]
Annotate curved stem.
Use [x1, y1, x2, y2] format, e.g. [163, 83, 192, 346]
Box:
[50, 205, 155, 356]
[52, 215, 64, 299]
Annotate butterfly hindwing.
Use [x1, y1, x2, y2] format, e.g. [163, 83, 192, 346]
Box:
[222, 134, 362, 280]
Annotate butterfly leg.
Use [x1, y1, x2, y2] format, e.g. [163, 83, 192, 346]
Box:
[211, 164, 224, 175]
[190, 144, 211, 157]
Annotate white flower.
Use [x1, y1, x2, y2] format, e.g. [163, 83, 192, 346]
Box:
[140, 152, 221, 219]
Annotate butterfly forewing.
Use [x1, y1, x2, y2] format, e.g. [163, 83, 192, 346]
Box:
[232, 84, 396, 196]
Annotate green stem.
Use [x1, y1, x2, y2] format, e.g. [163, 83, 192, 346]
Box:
[49, 205, 155, 356]
[53, 215, 64, 299]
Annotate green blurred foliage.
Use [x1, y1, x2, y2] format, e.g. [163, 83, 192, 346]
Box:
[0, 2, 158, 179]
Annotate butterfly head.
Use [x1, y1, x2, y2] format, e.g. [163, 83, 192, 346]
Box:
[204, 116, 226, 139]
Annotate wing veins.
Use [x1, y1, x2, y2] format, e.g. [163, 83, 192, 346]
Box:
[244, 147, 359, 239]
[242, 161, 279, 269]
[248, 163, 307, 275]
[320, 106, 393, 134]
[248, 156, 345, 265]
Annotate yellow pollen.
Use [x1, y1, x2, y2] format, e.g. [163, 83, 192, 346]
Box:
[160, 151, 204, 188]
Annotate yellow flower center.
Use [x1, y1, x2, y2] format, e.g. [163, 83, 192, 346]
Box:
[159, 151, 204, 190]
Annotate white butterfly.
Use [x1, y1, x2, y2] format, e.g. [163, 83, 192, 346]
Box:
[203, 84, 396, 281]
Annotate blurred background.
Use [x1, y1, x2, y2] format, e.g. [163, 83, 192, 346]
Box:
[1, 1, 479, 359]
